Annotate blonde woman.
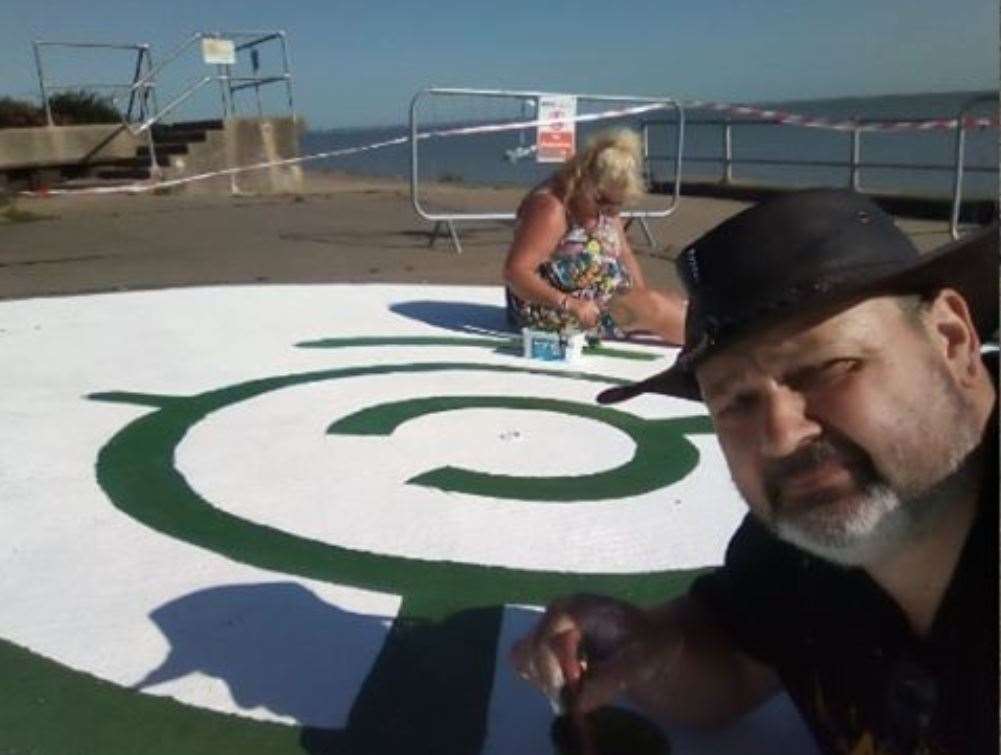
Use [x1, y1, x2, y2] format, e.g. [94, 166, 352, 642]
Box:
[503, 128, 686, 344]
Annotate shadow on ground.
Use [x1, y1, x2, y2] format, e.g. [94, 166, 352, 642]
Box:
[137, 582, 506, 755]
[390, 300, 515, 336]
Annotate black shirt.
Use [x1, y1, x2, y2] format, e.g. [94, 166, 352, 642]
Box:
[690, 368, 999, 754]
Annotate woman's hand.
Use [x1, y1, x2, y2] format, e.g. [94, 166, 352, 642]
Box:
[566, 297, 602, 329]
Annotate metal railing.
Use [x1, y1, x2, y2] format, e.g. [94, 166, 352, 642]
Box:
[410, 87, 685, 254]
[641, 93, 998, 239]
[32, 32, 296, 138]
[951, 94, 999, 239]
[31, 32, 296, 184]
[111, 30, 295, 136]
[31, 40, 158, 126]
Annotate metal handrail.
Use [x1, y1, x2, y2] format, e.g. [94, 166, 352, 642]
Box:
[109, 30, 294, 130]
[126, 75, 216, 134]
[202, 30, 294, 119]
[646, 153, 996, 173]
[642, 115, 998, 127]
[92, 28, 296, 187]
[410, 87, 685, 253]
[123, 32, 204, 100]
[641, 98, 999, 232]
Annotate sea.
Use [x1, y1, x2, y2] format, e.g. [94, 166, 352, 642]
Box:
[301, 90, 998, 200]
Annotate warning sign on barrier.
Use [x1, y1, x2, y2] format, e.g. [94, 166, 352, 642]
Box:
[536, 94, 576, 163]
[201, 37, 236, 65]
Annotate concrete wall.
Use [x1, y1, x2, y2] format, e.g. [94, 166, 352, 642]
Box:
[0, 116, 304, 195]
[0, 124, 143, 170]
[165, 116, 304, 195]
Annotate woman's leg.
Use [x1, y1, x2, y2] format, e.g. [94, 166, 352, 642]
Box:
[606, 288, 687, 345]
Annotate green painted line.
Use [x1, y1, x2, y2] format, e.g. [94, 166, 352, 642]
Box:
[90, 361, 712, 606]
[89, 391, 190, 409]
[583, 344, 659, 361]
[297, 336, 507, 349]
[328, 396, 713, 501]
[295, 335, 659, 361]
[0, 637, 300, 755]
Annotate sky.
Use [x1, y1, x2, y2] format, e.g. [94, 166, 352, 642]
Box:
[1, 0, 998, 129]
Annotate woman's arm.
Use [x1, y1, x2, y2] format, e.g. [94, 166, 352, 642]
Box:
[503, 191, 571, 309]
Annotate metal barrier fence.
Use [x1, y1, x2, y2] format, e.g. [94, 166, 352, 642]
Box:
[641, 93, 998, 239]
[409, 87, 685, 254]
[951, 94, 998, 239]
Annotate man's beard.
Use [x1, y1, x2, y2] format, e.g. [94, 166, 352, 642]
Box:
[757, 375, 982, 566]
[771, 479, 909, 566]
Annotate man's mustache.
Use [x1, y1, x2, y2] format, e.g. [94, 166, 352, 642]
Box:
[763, 435, 875, 505]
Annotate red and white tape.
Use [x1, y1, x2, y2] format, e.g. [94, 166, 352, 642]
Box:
[19, 102, 668, 197]
[682, 99, 1000, 132]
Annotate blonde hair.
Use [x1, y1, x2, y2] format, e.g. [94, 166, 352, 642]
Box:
[552, 128, 645, 205]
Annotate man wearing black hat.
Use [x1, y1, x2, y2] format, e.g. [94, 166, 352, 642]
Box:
[511, 189, 998, 754]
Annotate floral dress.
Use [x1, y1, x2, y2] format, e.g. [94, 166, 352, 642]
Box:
[506, 212, 632, 338]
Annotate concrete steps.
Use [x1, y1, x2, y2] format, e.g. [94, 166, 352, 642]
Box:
[4, 116, 300, 194]
[56, 120, 225, 187]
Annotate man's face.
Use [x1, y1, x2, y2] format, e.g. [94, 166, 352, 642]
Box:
[695, 296, 983, 565]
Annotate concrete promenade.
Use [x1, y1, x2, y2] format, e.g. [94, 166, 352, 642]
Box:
[0, 170, 956, 302]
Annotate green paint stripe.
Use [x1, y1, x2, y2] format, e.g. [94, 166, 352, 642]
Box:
[328, 395, 713, 501]
[294, 335, 660, 361]
[0, 637, 300, 755]
[582, 345, 659, 361]
[297, 336, 507, 349]
[94, 362, 711, 607]
[90, 392, 189, 409]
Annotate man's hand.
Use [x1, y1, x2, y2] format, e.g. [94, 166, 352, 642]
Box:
[510, 594, 678, 714]
[511, 593, 782, 727]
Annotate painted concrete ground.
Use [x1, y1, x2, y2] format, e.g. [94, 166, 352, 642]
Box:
[0, 284, 818, 754]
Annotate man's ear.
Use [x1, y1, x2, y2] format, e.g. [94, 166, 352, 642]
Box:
[925, 288, 983, 385]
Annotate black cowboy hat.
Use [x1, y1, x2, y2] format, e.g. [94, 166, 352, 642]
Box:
[598, 189, 999, 404]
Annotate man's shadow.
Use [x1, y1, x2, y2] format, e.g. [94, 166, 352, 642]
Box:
[136, 582, 505, 755]
[135, 582, 392, 729]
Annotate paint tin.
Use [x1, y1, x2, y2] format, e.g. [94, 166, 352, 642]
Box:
[522, 329, 585, 363]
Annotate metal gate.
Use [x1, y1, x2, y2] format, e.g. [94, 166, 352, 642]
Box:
[409, 87, 685, 254]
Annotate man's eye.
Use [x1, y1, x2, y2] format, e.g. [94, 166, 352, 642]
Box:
[790, 359, 859, 390]
[717, 392, 758, 417]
